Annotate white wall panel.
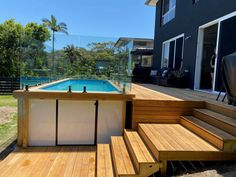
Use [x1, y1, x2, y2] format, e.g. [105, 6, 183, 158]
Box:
[97, 101, 123, 143]
[29, 99, 56, 146]
[58, 100, 95, 145]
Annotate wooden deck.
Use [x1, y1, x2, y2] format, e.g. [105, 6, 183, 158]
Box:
[131, 84, 226, 101]
[1, 83, 236, 177]
[0, 146, 96, 177]
[131, 84, 236, 120]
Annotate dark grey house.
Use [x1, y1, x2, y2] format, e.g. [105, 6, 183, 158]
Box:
[146, 0, 236, 91]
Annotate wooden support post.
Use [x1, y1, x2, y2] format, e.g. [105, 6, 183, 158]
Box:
[160, 160, 167, 177]
[17, 98, 23, 146]
[122, 101, 127, 130]
[22, 98, 29, 148]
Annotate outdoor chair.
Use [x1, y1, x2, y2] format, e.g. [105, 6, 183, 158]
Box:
[132, 67, 152, 83]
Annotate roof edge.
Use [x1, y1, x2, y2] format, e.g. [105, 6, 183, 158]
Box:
[114, 37, 154, 47]
[145, 0, 158, 6]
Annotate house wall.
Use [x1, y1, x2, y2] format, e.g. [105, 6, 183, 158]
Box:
[153, 0, 236, 88]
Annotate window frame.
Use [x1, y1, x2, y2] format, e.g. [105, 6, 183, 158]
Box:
[161, 0, 176, 26]
[161, 34, 185, 69]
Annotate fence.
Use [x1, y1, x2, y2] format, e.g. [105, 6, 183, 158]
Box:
[0, 78, 20, 94]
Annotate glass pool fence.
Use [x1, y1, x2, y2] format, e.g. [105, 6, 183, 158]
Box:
[18, 33, 132, 92]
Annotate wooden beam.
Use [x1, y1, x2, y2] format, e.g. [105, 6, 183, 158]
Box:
[13, 91, 135, 101]
[17, 98, 24, 146]
[122, 101, 127, 130]
[160, 161, 167, 177]
[22, 98, 29, 148]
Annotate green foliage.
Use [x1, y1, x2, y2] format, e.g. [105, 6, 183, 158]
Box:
[25, 22, 51, 42]
[0, 19, 51, 77]
[42, 15, 68, 35]
[0, 19, 23, 77]
[42, 15, 68, 75]
[0, 18, 130, 85]
[58, 42, 123, 79]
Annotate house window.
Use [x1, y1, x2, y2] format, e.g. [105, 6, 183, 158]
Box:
[162, 43, 170, 67]
[162, 0, 176, 25]
[161, 35, 184, 69]
[141, 56, 153, 67]
[193, 0, 200, 4]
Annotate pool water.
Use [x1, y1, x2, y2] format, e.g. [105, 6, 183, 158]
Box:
[41, 79, 119, 92]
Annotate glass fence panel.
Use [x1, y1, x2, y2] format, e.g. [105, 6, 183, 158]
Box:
[19, 33, 132, 92]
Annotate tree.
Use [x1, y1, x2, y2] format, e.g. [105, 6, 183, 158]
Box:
[64, 44, 83, 64]
[23, 23, 51, 68]
[0, 19, 23, 77]
[0, 19, 51, 77]
[42, 15, 68, 73]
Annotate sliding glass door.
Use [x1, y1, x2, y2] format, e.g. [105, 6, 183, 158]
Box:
[215, 15, 236, 91]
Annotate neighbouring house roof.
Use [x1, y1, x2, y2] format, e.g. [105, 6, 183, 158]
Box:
[145, 0, 158, 6]
[114, 37, 153, 48]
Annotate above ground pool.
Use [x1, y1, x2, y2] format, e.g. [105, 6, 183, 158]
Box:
[41, 79, 119, 92]
[13, 78, 134, 147]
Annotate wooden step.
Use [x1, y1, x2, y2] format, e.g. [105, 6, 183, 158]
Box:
[180, 116, 236, 151]
[137, 123, 236, 177]
[138, 124, 224, 160]
[111, 136, 136, 177]
[132, 100, 204, 129]
[123, 130, 159, 176]
[206, 102, 236, 119]
[97, 144, 114, 177]
[193, 109, 236, 136]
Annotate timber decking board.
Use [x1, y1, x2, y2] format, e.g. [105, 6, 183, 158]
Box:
[131, 84, 221, 102]
[123, 130, 160, 177]
[138, 124, 220, 161]
[131, 84, 236, 112]
[194, 109, 236, 127]
[0, 146, 96, 177]
[194, 109, 236, 137]
[139, 124, 219, 151]
[138, 124, 236, 161]
[181, 116, 236, 140]
[111, 136, 136, 176]
[180, 116, 236, 151]
[131, 84, 182, 101]
[124, 130, 155, 164]
[97, 144, 114, 177]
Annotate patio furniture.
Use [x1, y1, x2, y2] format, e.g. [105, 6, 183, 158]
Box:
[222, 52, 236, 106]
[156, 68, 189, 88]
[132, 66, 152, 83]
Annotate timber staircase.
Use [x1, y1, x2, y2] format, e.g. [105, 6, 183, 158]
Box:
[101, 99, 236, 177]
[97, 130, 160, 177]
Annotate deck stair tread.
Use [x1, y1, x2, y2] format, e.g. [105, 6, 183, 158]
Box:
[111, 136, 136, 176]
[124, 130, 155, 164]
[97, 144, 114, 177]
[181, 116, 236, 140]
[194, 109, 236, 127]
[138, 124, 219, 152]
[123, 130, 159, 176]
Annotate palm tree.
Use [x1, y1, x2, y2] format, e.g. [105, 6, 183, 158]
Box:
[64, 45, 81, 65]
[42, 15, 68, 73]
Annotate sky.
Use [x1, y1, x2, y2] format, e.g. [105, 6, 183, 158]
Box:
[0, 0, 155, 39]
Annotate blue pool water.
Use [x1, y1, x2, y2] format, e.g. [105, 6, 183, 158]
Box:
[41, 79, 119, 92]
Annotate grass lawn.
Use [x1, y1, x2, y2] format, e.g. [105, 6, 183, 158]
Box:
[0, 95, 17, 107]
[0, 95, 17, 153]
